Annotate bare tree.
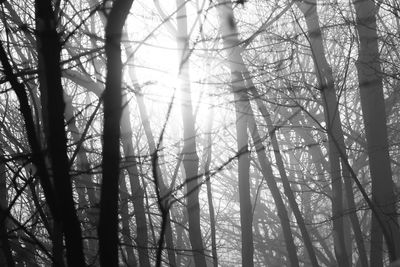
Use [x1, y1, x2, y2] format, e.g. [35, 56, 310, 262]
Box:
[176, 0, 207, 266]
[352, 0, 400, 264]
[98, 0, 135, 265]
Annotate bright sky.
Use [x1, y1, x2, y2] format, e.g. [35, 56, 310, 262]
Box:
[123, 0, 218, 137]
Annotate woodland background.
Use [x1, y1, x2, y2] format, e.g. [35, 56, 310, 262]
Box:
[0, 0, 400, 266]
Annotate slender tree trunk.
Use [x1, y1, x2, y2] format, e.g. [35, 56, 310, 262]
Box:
[233, 84, 254, 267]
[215, 2, 254, 266]
[283, 111, 339, 266]
[64, 95, 98, 259]
[176, 1, 207, 266]
[120, 94, 151, 267]
[65, 57, 151, 266]
[202, 102, 218, 267]
[216, 1, 299, 266]
[124, 41, 176, 266]
[247, 107, 299, 267]
[296, 2, 349, 266]
[352, 0, 400, 264]
[98, 0, 134, 265]
[297, 1, 371, 266]
[245, 74, 319, 267]
[0, 41, 58, 249]
[35, 1, 85, 265]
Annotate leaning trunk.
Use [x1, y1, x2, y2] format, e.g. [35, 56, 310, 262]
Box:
[216, 1, 299, 266]
[245, 72, 320, 267]
[297, 1, 368, 266]
[124, 39, 176, 266]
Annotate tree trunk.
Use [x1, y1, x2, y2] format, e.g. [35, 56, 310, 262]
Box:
[65, 57, 152, 267]
[124, 41, 176, 266]
[0, 143, 14, 267]
[64, 94, 98, 260]
[98, 0, 134, 265]
[202, 101, 218, 267]
[35, 1, 85, 265]
[233, 83, 255, 267]
[176, 1, 207, 266]
[352, 0, 400, 264]
[245, 75, 319, 267]
[297, 2, 348, 265]
[120, 94, 151, 267]
[216, 1, 299, 266]
[215, 3, 254, 266]
[0, 40, 58, 246]
[297, 1, 368, 266]
[247, 107, 299, 267]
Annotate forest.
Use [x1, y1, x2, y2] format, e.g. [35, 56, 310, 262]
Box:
[0, 0, 400, 266]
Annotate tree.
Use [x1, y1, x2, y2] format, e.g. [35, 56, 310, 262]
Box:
[98, 0, 135, 265]
[296, 0, 367, 265]
[352, 0, 400, 264]
[176, 0, 208, 266]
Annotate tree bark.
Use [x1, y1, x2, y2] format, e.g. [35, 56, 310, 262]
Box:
[98, 0, 134, 265]
[35, 1, 85, 265]
[352, 0, 400, 264]
[0, 142, 14, 267]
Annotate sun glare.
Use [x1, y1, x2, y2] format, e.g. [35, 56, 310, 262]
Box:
[124, 1, 214, 133]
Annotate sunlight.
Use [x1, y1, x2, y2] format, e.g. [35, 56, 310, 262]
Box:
[124, 2, 213, 133]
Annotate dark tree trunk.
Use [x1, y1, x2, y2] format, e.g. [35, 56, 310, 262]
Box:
[0, 143, 14, 267]
[98, 0, 134, 266]
[35, 1, 85, 265]
[0, 41, 57, 236]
